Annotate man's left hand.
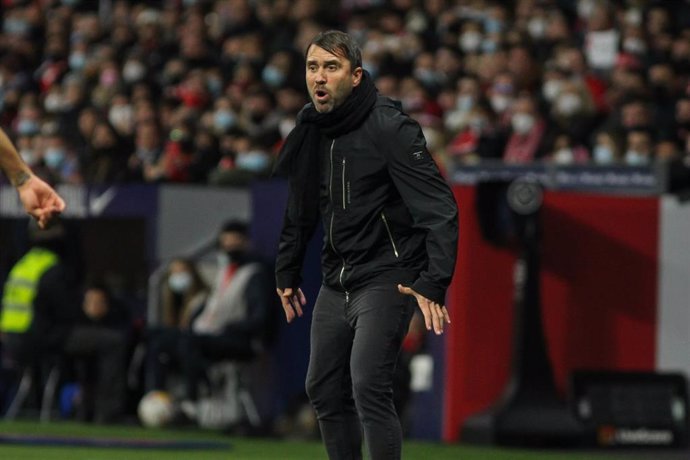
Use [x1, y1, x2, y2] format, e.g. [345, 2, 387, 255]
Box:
[398, 284, 450, 335]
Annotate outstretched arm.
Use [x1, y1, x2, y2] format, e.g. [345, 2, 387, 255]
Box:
[0, 127, 65, 228]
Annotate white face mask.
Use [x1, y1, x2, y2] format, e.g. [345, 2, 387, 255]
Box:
[593, 145, 614, 164]
[542, 80, 562, 102]
[459, 32, 482, 53]
[556, 93, 583, 116]
[553, 148, 574, 164]
[20, 148, 36, 166]
[511, 113, 535, 134]
[109, 105, 133, 128]
[624, 150, 650, 166]
[168, 272, 192, 293]
[527, 18, 547, 39]
[490, 94, 512, 113]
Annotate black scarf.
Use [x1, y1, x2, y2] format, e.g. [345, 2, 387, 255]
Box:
[274, 70, 378, 225]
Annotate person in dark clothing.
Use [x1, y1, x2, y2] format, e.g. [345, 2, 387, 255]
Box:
[177, 220, 275, 402]
[0, 223, 128, 423]
[274, 31, 458, 460]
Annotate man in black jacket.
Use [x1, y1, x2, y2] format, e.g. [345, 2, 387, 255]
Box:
[274, 30, 458, 460]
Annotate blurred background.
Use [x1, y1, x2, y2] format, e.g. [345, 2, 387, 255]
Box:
[0, 0, 690, 455]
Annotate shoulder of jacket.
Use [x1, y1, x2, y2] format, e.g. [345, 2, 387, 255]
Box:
[368, 96, 408, 128]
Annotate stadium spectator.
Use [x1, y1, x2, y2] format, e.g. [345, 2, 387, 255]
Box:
[0, 0, 687, 184]
[145, 258, 208, 393]
[1, 222, 127, 424]
[178, 220, 274, 403]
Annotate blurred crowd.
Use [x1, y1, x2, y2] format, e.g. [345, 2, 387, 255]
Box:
[1, 0, 690, 187]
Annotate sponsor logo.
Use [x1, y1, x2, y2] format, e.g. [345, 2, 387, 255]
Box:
[597, 426, 675, 446]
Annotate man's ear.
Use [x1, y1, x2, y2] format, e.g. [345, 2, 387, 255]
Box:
[352, 67, 363, 87]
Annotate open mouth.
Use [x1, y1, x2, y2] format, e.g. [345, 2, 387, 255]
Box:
[314, 89, 329, 102]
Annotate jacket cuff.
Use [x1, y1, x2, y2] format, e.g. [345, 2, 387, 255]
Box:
[276, 272, 301, 291]
[411, 279, 446, 306]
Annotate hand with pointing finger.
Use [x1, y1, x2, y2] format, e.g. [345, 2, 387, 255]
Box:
[397, 284, 450, 335]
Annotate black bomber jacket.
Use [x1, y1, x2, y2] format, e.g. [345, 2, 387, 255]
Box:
[276, 96, 458, 305]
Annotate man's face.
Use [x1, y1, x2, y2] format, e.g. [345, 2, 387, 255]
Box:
[219, 231, 248, 253]
[306, 45, 362, 113]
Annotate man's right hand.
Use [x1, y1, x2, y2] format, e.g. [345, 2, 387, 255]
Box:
[276, 287, 307, 323]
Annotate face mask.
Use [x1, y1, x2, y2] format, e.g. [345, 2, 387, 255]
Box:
[490, 95, 511, 113]
[553, 148, 574, 164]
[623, 38, 646, 55]
[279, 118, 296, 138]
[214, 109, 236, 132]
[624, 8, 642, 26]
[593, 145, 614, 164]
[207, 78, 223, 96]
[556, 93, 582, 116]
[527, 18, 547, 39]
[168, 272, 192, 293]
[482, 40, 498, 54]
[3, 19, 29, 36]
[460, 32, 482, 53]
[456, 95, 474, 112]
[44, 147, 66, 168]
[44, 93, 64, 113]
[69, 53, 86, 70]
[109, 105, 133, 128]
[226, 249, 246, 263]
[484, 18, 503, 34]
[262, 65, 286, 88]
[17, 119, 39, 136]
[577, 0, 595, 18]
[542, 80, 562, 102]
[414, 68, 439, 87]
[123, 61, 146, 83]
[236, 151, 270, 172]
[625, 150, 650, 166]
[511, 113, 535, 134]
[20, 148, 36, 165]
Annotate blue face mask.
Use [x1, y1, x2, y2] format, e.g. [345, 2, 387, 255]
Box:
[236, 151, 270, 172]
[69, 53, 86, 70]
[3, 19, 30, 36]
[44, 147, 66, 169]
[262, 66, 286, 88]
[624, 150, 650, 166]
[207, 78, 223, 96]
[484, 18, 503, 34]
[213, 110, 236, 132]
[17, 119, 39, 136]
[593, 145, 614, 164]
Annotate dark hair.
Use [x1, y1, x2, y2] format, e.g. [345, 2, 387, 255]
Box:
[220, 219, 248, 236]
[306, 30, 362, 70]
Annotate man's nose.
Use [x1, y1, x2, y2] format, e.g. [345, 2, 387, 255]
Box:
[315, 69, 326, 83]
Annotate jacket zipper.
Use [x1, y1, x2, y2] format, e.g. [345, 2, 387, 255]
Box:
[342, 157, 346, 210]
[381, 212, 399, 258]
[328, 139, 348, 299]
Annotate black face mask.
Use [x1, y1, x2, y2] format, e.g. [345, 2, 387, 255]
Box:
[226, 249, 246, 264]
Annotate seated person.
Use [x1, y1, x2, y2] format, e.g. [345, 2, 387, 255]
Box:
[178, 220, 275, 402]
[1, 222, 128, 423]
[72, 283, 132, 421]
[145, 258, 208, 392]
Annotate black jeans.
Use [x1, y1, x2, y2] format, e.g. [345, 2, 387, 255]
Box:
[306, 284, 415, 460]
